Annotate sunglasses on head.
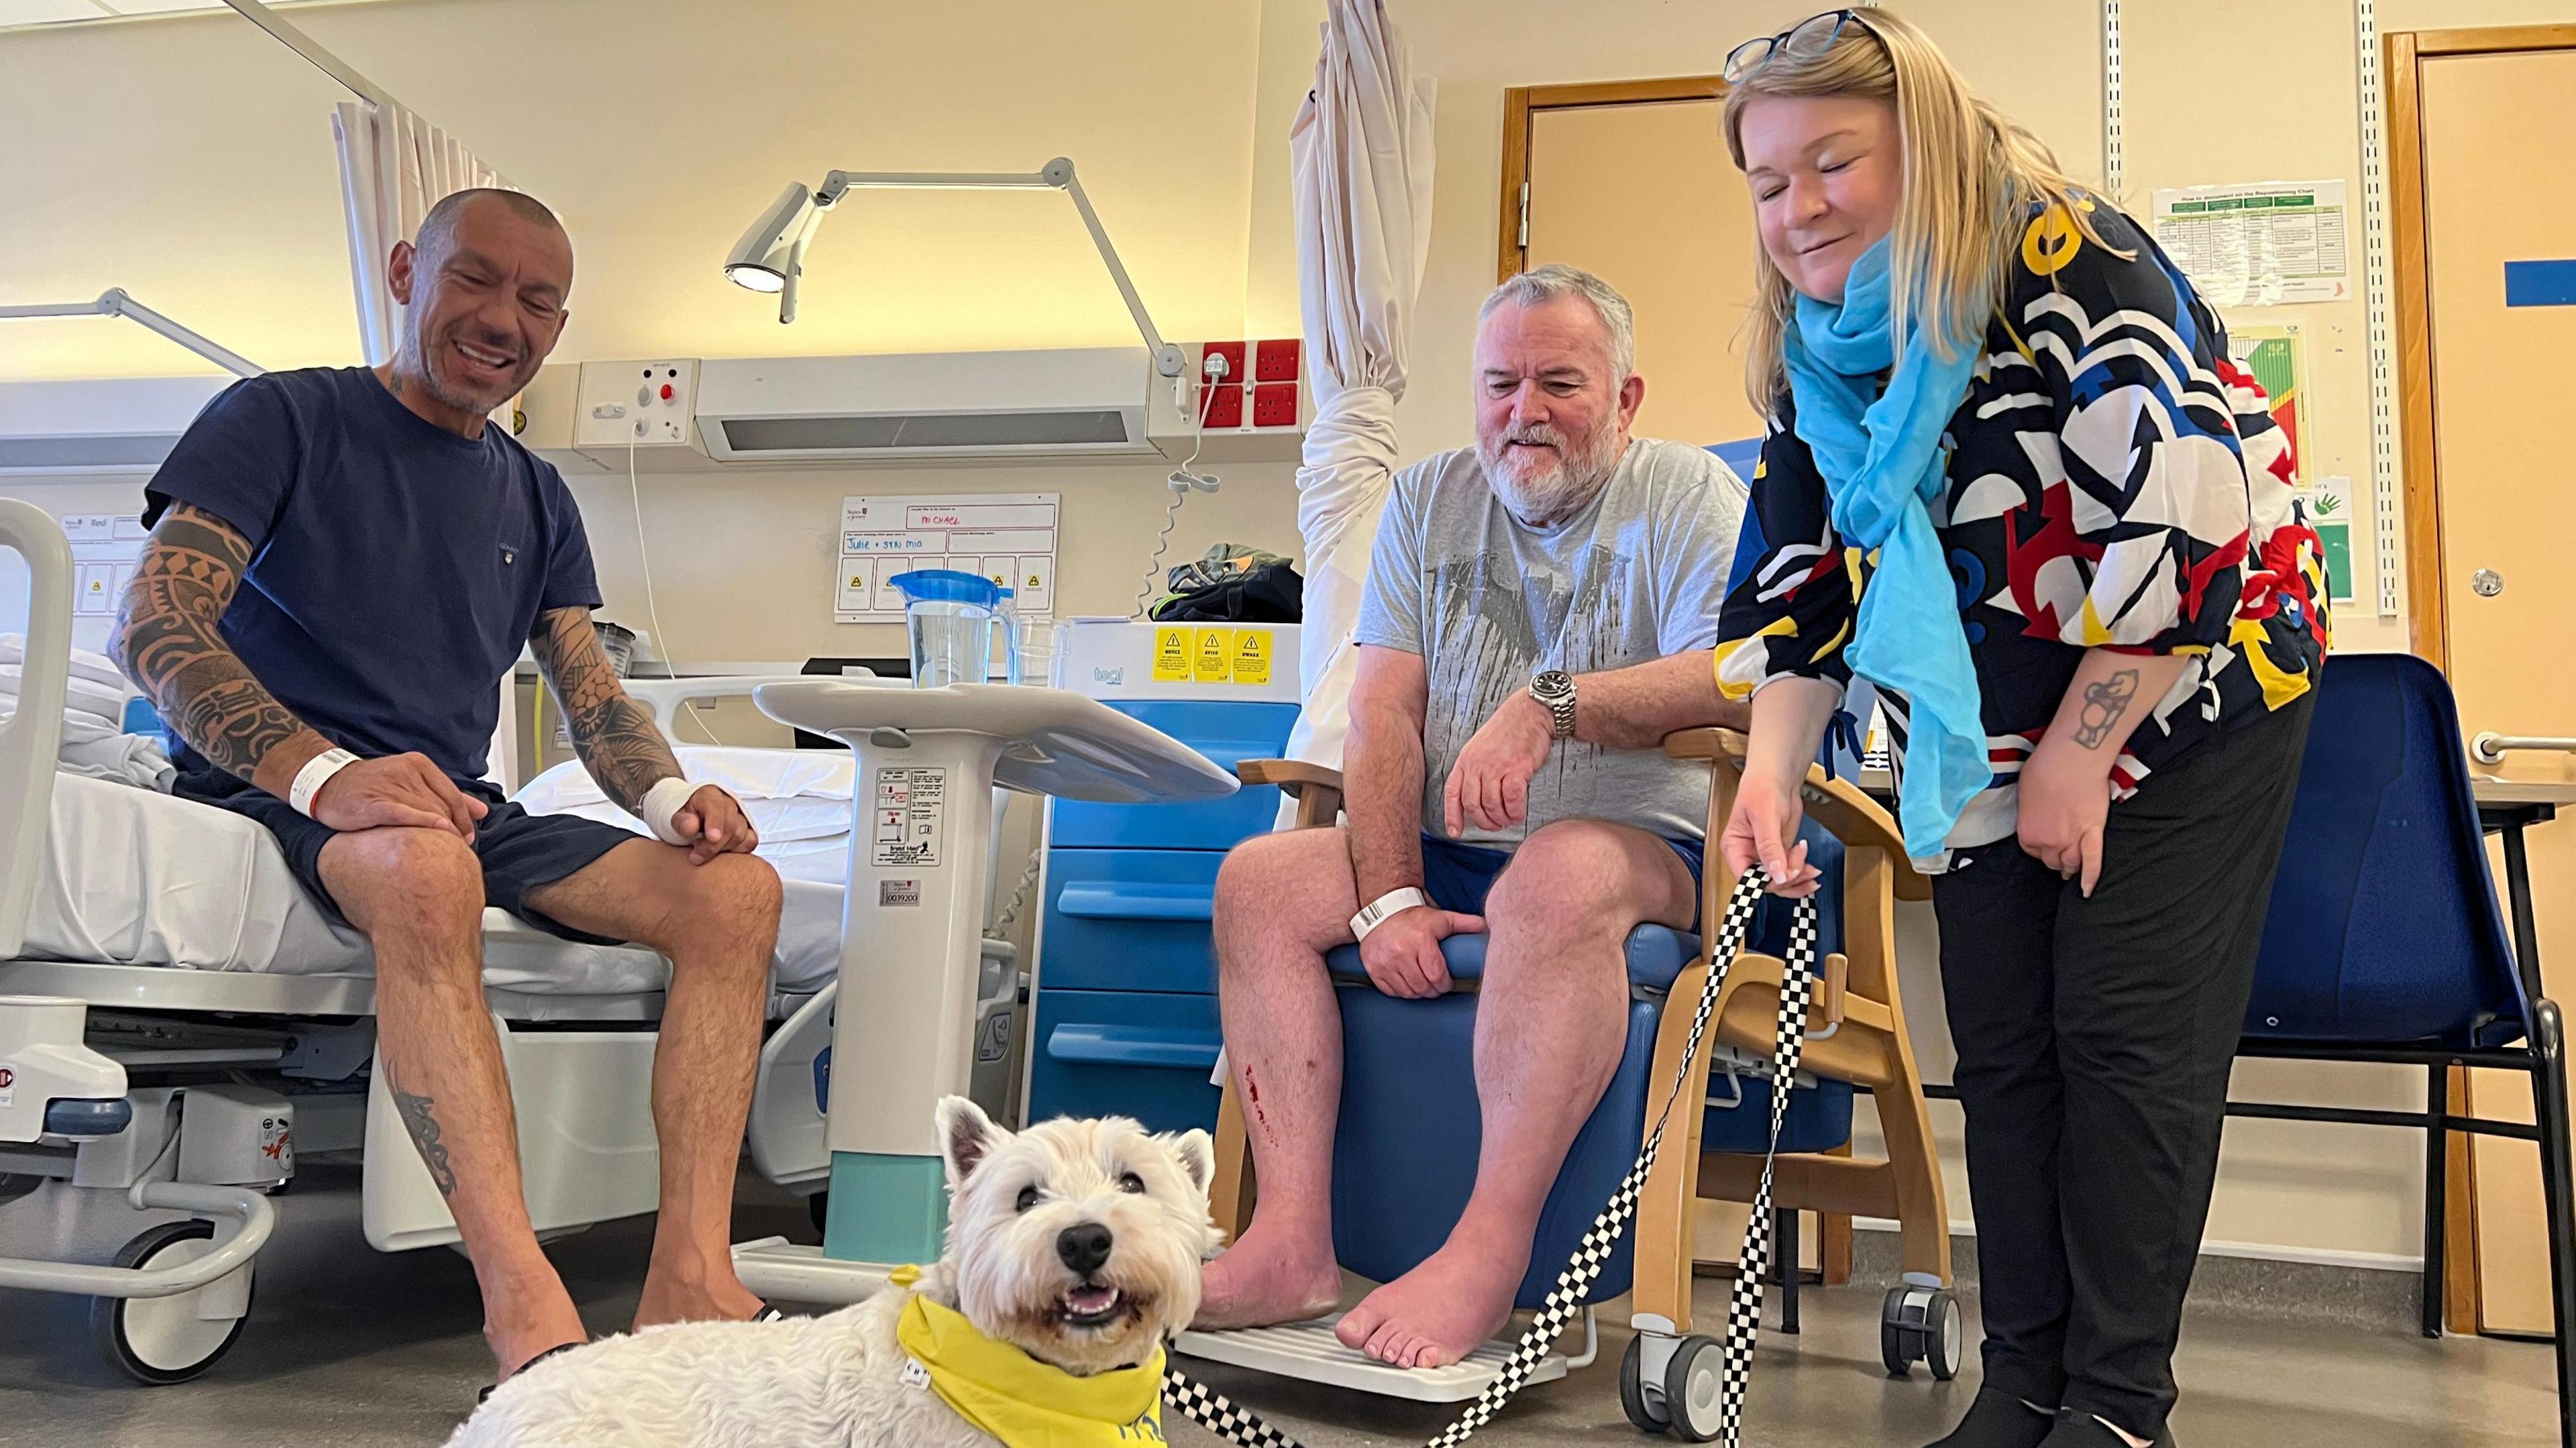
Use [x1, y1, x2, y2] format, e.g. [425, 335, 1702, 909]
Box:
[1724, 8, 1862, 85]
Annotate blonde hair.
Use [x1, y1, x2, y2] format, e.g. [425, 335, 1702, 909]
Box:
[1722, 7, 2116, 412]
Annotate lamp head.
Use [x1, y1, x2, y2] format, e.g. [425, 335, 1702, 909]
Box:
[726, 182, 822, 316]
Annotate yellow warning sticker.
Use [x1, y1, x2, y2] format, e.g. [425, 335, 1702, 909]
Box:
[1193, 628, 1234, 683]
[1231, 628, 1273, 685]
[1152, 627, 1194, 682]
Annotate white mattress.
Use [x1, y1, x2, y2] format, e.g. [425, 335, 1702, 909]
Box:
[19, 770, 848, 1001]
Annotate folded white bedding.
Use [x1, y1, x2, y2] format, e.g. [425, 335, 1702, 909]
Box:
[0, 637, 171, 790]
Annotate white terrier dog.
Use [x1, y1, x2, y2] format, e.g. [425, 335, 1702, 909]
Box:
[447, 1097, 1218, 1448]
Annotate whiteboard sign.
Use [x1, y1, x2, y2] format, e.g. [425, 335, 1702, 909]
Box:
[835, 493, 1060, 623]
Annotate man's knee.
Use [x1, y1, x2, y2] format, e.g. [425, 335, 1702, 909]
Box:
[1214, 828, 1358, 959]
[650, 853, 783, 964]
[1486, 821, 1652, 940]
[324, 827, 484, 938]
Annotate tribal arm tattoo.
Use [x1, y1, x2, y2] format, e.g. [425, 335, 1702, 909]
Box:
[112, 502, 334, 795]
[390, 1084, 457, 1196]
[2071, 668, 2141, 750]
[529, 605, 682, 816]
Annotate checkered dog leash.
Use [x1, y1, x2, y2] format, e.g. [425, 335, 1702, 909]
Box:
[1164, 867, 1820, 1448]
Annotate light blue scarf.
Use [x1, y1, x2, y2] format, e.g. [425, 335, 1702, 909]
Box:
[1781, 235, 1987, 858]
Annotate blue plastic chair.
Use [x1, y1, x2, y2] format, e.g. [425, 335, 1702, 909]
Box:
[2235, 653, 2575, 1445]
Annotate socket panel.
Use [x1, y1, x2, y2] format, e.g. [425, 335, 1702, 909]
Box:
[573, 359, 700, 451]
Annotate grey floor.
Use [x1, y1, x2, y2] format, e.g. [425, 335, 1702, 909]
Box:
[0, 1166, 2560, 1448]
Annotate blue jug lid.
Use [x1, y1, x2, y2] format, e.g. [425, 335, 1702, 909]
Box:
[887, 569, 1004, 606]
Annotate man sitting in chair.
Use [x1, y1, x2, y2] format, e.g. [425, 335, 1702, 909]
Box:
[112, 189, 781, 1386]
[1196, 264, 1751, 1368]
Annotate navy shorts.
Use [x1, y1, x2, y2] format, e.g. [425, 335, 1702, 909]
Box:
[1418, 832, 1706, 931]
[170, 768, 642, 945]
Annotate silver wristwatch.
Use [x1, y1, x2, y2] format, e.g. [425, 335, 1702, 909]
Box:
[1529, 669, 1577, 738]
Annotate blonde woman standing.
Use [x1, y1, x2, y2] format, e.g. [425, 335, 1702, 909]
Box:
[1711, 11, 2326, 1447]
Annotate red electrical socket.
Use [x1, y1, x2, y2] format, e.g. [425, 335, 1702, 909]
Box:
[1252, 382, 1299, 429]
[1254, 338, 1301, 382]
[1199, 341, 1247, 386]
[1199, 382, 1243, 429]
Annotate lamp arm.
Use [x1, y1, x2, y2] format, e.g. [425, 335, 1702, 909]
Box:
[0, 290, 264, 378]
[1050, 162, 1188, 380]
[805, 158, 1188, 379]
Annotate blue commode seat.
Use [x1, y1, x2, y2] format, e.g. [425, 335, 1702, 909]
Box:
[1322, 822, 1849, 1308]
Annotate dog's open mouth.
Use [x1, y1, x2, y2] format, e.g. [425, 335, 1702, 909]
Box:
[1055, 1283, 1140, 1331]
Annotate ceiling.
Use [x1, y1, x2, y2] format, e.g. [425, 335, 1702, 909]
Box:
[0, 0, 403, 35]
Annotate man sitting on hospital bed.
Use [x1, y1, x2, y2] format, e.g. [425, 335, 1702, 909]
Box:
[111, 188, 782, 1384]
[1196, 265, 1751, 1368]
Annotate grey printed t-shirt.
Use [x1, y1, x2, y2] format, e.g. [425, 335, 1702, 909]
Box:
[1352, 437, 1747, 847]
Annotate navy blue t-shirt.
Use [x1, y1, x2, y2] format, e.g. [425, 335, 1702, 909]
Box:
[144, 366, 600, 788]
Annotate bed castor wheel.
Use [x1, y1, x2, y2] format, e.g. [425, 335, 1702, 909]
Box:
[92, 1220, 255, 1385]
[1881, 1281, 1963, 1382]
[1619, 1333, 1669, 1433]
[1660, 1333, 1728, 1442]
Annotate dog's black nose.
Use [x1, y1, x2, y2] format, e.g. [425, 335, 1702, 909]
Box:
[1057, 1222, 1114, 1276]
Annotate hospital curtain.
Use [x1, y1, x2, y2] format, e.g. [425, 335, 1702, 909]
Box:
[331, 100, 521, 787]
[331, 100, 511, 367]
[1277, 0, 1436, 807]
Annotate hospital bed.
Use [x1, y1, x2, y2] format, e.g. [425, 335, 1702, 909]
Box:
[0, 502, 1014, 1383]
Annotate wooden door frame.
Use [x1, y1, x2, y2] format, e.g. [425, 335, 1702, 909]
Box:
[2387, 21, 2576, 1336]
[1496, 76, 1731, 283]
[2389, 23, 2576, 668]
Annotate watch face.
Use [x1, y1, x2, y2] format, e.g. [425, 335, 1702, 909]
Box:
[1533, 670, 1573, 698]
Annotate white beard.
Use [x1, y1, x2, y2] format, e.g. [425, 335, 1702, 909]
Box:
[1479, 422, 1625, 529]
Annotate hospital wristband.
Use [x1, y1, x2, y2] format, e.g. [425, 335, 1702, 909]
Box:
[287, 747, 360, 819]
[637, 775, 700, 846]
[1350, 887, 1430, 942]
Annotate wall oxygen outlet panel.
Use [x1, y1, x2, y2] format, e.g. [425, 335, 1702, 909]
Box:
[574, 359, 700, 451]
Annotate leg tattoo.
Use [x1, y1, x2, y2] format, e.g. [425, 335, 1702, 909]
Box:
[393, 1084, 458, 1196]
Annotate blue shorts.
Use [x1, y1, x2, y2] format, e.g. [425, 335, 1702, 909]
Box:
[170, 767, 641, 944]
[1418, 832, 1705, 931]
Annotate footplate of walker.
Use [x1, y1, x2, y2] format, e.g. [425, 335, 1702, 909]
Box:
[1171, 1317, 1574, 1404]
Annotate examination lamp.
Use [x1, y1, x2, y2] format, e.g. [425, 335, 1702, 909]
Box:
[721, 156, 1189, 379]
[0, 289, 265, 377]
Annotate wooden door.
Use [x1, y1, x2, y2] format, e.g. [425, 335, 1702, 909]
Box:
[1511, 82, 1766, 450]
[2407, 33, 2576, 1336]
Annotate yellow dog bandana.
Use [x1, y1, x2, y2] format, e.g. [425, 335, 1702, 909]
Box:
[888, 1266, 1167, 1446]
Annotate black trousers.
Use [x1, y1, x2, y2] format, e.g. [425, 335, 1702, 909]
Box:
[1931, 693, 2314, 1440]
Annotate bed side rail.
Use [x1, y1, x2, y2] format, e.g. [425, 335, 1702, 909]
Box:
[0, 500, 74, 960]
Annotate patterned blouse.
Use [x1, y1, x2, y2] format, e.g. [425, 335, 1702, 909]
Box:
[1715, 199, 2330, 856]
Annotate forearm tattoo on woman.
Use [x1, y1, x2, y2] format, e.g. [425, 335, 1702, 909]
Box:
[2073, 669, 2141, 750]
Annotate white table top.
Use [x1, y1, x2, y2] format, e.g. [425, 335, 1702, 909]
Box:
[2472, 777, 2576, 807]
[752, 679, 1238, 805]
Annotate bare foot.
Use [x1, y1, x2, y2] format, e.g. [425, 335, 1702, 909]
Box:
[1333, 1239, 1519, 1368]
[633, 1251, 766, 1331]
[1191, 1225, 1342, 1331]
[479, 1266, 587, 1379]
[485, 1305, 586, 1380]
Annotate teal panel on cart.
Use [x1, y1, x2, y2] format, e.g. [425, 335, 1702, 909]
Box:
[1027, 989, 1225, 1133]
[1050, 700, 1299, 850]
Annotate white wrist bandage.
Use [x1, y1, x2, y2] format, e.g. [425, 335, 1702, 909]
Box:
[288, 747, 360, 819]
[638, 776, 700, 845]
